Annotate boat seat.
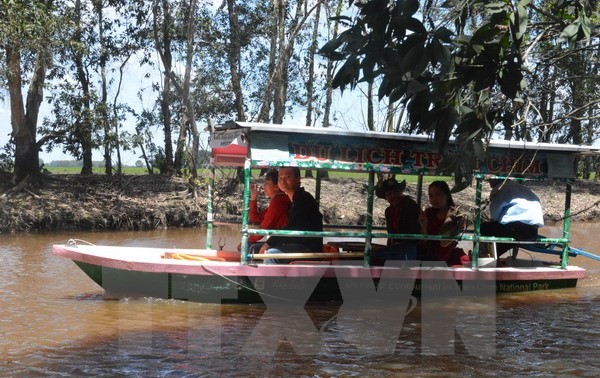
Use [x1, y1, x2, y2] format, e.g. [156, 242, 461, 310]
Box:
[288, 260, 332, 265]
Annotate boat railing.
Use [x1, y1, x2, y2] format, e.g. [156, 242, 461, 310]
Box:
[241, 227, 574, 268]
[208, 121, 600, 269]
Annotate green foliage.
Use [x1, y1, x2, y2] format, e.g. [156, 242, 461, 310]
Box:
[320, 0, 597, 188]
[0, 153, 13, 173]
[0, 141, 14, 173]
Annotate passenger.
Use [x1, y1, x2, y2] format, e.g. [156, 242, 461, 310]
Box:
[260, 167, 323, 264]
[418, 181, 469, 266]
[372, 177, 421, 263]
[238, 169, 290, 253]
[481, 178, 544, 256]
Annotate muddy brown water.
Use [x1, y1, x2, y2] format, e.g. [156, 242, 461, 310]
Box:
[1, 224, 599, 377]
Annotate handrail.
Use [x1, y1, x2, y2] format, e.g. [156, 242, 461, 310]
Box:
[244, 228, 570, 244]
[216, 220, 387, 230]
[249, 252, 364, 260]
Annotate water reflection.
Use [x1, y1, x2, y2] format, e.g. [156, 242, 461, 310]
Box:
[0, 226, 599, 377]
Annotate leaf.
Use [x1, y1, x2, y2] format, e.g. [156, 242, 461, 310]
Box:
[318, 37, 344, 56]
[400, 44, 426, 78]
[436, 154, 457, 174]
[580, 15, 592, 39]
[441, 0, 456, 9]
[499, 59, 522, 98]
[558, 23, 580, 43]
[455, 117, 484, 135]
[404, 17, 427, 35]
[514, 2, 528, 41]
[432, 38, 451, 69]
[451, 176, 471, 193]
[405, 79, 426, 97]
[361, 53, 378, 80]
[406, 93, 429, 131]
[378, 76, 390, 100]
[403, 0, 420, 17]
[331, 56, 359, 91]
[434, 108, 453, 151]
[389, 85, 407, 103]
[329, 15, 353, 23]
[485, 2, 506, 14]
[459, 106, 474, 116]
[473, 138, 486, 162]
[472, 44, 484, 54]
[471, 23, 496, 44]
[434, 27, 454, 43]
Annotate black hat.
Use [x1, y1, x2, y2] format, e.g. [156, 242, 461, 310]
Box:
[375, 178, 406, 199]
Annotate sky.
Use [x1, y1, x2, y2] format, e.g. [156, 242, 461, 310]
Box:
[0, 77, 372, 166]
[0, 60, 153, 165]
[0, 0, 380, 166]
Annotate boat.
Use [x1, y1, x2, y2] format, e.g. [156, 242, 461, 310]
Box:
[53, 122, 600, 303]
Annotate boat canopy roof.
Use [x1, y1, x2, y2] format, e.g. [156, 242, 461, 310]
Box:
[209, 121, 600, 180]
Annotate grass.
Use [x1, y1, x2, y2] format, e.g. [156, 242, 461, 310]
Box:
[46, 166, 156, 175]
[45, 166, 454, 184]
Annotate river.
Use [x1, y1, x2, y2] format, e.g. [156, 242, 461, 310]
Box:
[1, 224, 599, 377]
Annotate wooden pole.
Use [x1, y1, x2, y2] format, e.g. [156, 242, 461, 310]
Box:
[249, 252, 364, 260]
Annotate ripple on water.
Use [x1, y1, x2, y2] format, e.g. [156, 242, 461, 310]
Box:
[1, 228, 599, 377]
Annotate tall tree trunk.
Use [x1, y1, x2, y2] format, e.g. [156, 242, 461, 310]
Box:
[305, 2, 321, 127]
[95, 0, 113, 176]
[322, 0, 343, 128]
[537, 65, 555, 143]
[367, 82, 375, 131]
[187, 0, 200, 179]
[7, 47, 38, 183]
[225, 0, 246, 121]
[74, 0, 93, 175]
[112, 56, 131, 175]
[257, 0, 279, 122]
[153, 0, 174, 175]
[385, 99, 394, 133]
[272, 0, 287, 124]
[273, 0, 319, 124]
[174, 0, 198, 174]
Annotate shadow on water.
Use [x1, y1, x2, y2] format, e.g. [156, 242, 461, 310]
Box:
[1, 226, 599, 377]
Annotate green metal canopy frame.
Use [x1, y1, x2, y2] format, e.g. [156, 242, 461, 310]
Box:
[207, 121, 600, 268]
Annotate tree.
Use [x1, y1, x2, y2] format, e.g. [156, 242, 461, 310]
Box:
[220, 0, 325, 124]
[71, 0, 95, 175]
[152, 0, 176, 175]
[272, 0, 323, 123]
[224, 0, 246, 121]
[1, 0, 59, 184]
[322, 0, 345, 128]
[37, 0, 146, 177]
[320, 0, 598, 188]
[172, 0, 201, 178]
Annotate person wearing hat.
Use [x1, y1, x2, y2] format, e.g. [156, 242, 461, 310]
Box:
[373, 177, 421, 262]
[481, 178, 544, 256]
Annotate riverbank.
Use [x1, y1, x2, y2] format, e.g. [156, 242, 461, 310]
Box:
[0, 173, 599, 233]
